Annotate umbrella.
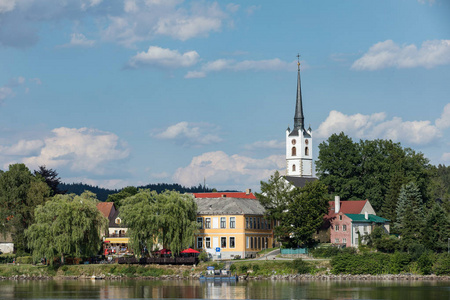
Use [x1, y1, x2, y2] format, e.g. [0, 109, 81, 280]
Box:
[156, 248, 171, 255]
[181, 248, 200, 254]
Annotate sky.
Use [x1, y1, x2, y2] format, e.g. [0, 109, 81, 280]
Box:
[0, 0, 449, 192]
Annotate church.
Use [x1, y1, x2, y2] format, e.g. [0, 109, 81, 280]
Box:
[284, 57, 317, 188]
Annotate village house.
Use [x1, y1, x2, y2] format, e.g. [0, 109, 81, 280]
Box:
[193, 194, 274, 259]
[96, 202, 130, 255]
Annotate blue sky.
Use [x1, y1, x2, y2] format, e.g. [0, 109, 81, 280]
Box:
[0, 0, 449, 192]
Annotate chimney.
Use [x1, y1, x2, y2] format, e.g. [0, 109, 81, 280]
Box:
[246, 189, 251, 195]
[335, 196, 340, 213]
[365, 211, 368, 220]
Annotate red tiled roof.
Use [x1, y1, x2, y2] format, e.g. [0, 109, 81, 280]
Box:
[96, 202, 114, 219]
[192, 192, 257, 199]
[327, 200, 367, 217]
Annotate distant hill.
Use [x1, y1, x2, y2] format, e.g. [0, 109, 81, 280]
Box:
[58, 182, 222, 202]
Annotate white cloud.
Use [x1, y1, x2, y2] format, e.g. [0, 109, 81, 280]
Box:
[226, 3, 239, 13]
[442, 153, 450, 161]
[153, 121, 222, 147]
[316, 107, 448, 145]
[436, 103, 450, 129]
[0, 86, 13, 102]
[185, 58, 296, 78]
[124, 0, 138, 13]
[59, 33, 95, 48]
[17, 127, 130, 174]
[244, 140, 284, 150]
[0, 0, 16, 13]
[0, 139, 44, 156]
[127, 46, 199, 69]
[81, 0, 103, 10]
[173, 151, 284, 190]
[352, 40, 450, 70]
[0, 76, 27, 103]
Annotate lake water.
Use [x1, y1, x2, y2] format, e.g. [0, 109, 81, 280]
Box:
[0, 279, 449, 299]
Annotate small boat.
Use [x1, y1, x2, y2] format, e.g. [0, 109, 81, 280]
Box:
[199, 267, 238, 282]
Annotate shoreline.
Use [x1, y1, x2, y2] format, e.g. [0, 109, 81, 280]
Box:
[1, 274, 449, 281]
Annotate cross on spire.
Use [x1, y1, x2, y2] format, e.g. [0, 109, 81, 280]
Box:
[296, 54, 301, 69]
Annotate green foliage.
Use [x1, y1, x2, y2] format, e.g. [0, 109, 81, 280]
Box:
[292, 258, 310, 274]
[0, 253, 15, 264]
[389, 252, 411, 274]
[239, 264, 249, 273]
[252, 264, 260, 273]
[198, 251, 208, 262]
[121, 189, 198, 257]
[106, 186, 138, 208]
[15, 256, 33, 264]
[316, 133, 430, 214]
[432, 253, 450, 275]
[417, 252, 433, 275]
[278, 181, 329, 247]
[367, 226, 400, 253]
[310, 246, 341, 258]
[422, 202, 450, 252]
[34, 166, 63, 196]
[25, 192, 108, 265]
[0, 163, 51, 253]
[229, 264, 237, 273]
[395, 182, 425, 249]
[331, 253, 390, 275]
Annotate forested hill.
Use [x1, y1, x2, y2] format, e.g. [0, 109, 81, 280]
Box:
[58, 182, 218, 202]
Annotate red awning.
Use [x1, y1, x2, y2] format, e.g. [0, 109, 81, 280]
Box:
[155, 248, 171, 255]
[181, 248, 200, 254]
[104, 240, 110, 243]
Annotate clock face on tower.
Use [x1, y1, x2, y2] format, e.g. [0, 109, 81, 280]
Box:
[291, 139, 296, 145]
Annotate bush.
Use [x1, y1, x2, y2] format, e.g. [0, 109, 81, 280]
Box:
[331, 252, 390, 275]
[310, 246, 341, 258]
[389, 252, 411, 274]
[198, 251, 208, 262]
[229, 264, 237, 273]
[417, 252, 433, 275]
[16, 256, 33, 264]
[292, 258, 310, 274]
[239, 264, 249, 273]
[433, 253, 450, 275]
[0, 254, 15, 264]
[252, 264, 260, 273]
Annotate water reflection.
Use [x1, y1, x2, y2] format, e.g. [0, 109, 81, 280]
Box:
[0, 279, 448, 299]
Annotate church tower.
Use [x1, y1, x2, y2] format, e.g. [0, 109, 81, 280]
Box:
[286, 56, 313, 177]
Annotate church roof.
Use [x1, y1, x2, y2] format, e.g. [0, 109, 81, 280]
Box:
[293, 57, 305, 131]
[284, 176, 318, 188]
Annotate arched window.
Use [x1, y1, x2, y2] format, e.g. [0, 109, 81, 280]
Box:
[291, 147, 296, 156]
[305, 147, 309, 156]
[292, 164, 296, 172]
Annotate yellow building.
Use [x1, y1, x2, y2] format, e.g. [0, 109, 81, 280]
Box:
[194, 197, 274, 259]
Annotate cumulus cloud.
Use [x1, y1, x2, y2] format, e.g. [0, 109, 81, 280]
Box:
[185, 58, 296, 78]
[153, 122, 222, 147]
[173, 151, 284, 190]
[5, 127, 131, 174]
[316, 106, 449, 145]
[127, 46, 199, 69]
[244, 140, 284, 150]
[0, 0, 16, 14]
[352, 40, 450, 70]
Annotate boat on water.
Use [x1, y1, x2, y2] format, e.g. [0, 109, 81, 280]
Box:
[199, 266, 238, 282]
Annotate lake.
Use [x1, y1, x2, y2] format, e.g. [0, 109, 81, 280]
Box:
[0, 279, 449, 299]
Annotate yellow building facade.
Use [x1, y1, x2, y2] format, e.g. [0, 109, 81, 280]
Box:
[194, 197, 274, 259]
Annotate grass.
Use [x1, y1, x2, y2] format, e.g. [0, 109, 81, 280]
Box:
[228, 259, 331, 276]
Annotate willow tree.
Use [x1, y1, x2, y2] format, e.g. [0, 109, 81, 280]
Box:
[158, 190, 198, 255]
[120, 190, 161, 256]
[121, 189, 197, 257]
[25, 192, 108, 264]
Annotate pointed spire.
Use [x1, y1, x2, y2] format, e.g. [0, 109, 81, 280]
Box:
[294, 54, 304, 131]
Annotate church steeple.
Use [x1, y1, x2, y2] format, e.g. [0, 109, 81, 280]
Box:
[293, 54, 304, 131]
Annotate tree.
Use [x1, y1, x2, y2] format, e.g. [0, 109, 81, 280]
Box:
[277, 181, 329, 247]
[395, 182, 425, 249]
[106, 186, 138, 208]
[121, 189, 198, 256]
[256, 171, 292, 226]
[25, 192, 108, 264]
[34, 165, 64, 196]
[0, 163, 51, 253]
[422, 202, 450, 252]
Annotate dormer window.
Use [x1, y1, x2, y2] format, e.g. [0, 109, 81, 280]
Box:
[115, 218, 121, 225]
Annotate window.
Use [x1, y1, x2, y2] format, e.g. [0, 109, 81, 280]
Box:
[292, 164, 296, 172]
[230, 237, 235, 248]
[343, 225, 347, 231]
[335, 225, 339, 231]
[115, 218, 121, 225]
[220, 217, 226, 228]
[343, 238, 347, 244]
[292, 147, 296, 156]
[253, 217, 256, 229]
[230, 217, 236, 229]
[205, 218, 211, 229]
[305, 147, 309, 156]
[268, 221, 271, 230]
[335, 238, 339, 243]
[221, 237, 227, 248]
[258, 237, 261, 249]
[246, 237, 249, 248]
[339, 215, 342, 221]
[246, 217, 249, 229]
[197, 217, 203, 229]
[257, 218, 260, 229]
[197, 237, 203, 249]
[250, 237, 254, 249]
[205, 237, 211, 249]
